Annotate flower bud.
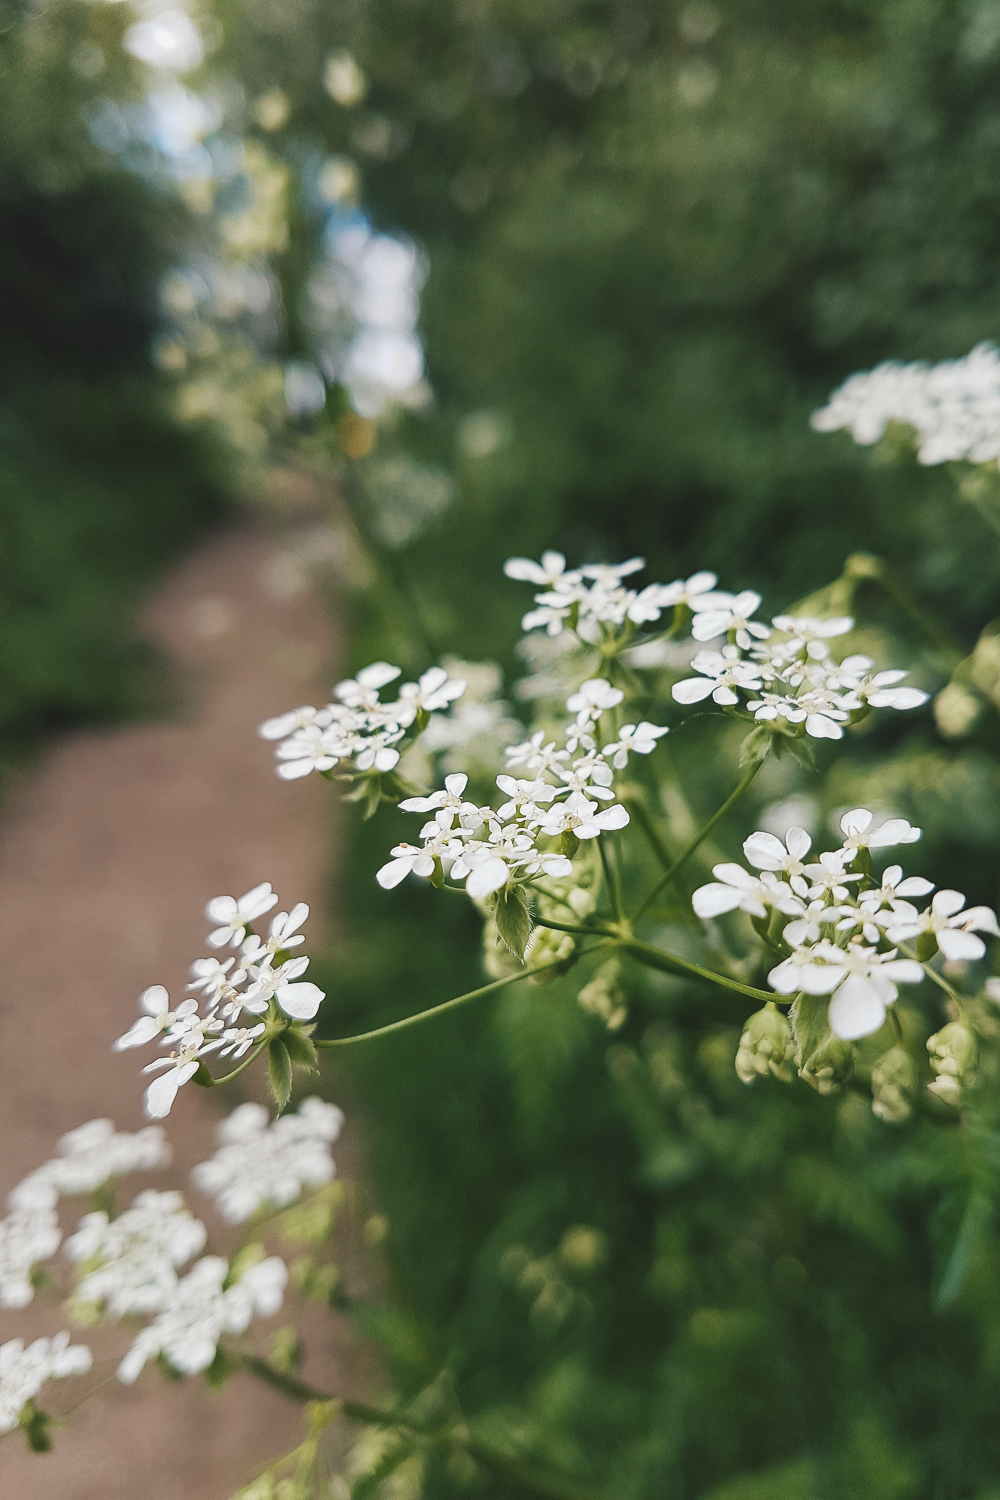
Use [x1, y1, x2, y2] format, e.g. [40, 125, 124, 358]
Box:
[790, 994, 856, 1095]
[525, 924, 577, 982]
[871, 1045, 917, 1124]
[927, 1021, 976, 1106]
[576, 959, 627, 1029]
[735, 1002, 794, 1085]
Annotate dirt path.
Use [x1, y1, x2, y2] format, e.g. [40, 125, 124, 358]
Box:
[0, 523, 368, 1498]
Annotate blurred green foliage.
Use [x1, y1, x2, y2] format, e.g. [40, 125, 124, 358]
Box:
[0, 0, 225, 758]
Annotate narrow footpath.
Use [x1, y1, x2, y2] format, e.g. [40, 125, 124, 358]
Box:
[0, 523, 366, 1499]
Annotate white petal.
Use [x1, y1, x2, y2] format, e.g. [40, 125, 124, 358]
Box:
[933, 889, 967, 918]
[743, 832, 788, 870]
[785, 827, 812, 860]
[145, 1063, 198, 1120]
[277, 758, 320, 780]
[879, 959, 925, 986]
[595, 805, 630, 831]
[767, 958, 803, 994]
[937, 929, 986, 963]
[894, 876, 934, 897]
[797, 963, 846, 995]
[276, 981, 325, 1020]
[840, 808, 873, 836]
[671, 677, 717, 704]
[805, 714, 843, 740]
[466, 858, 511, 900]
[376, 857, 414, 890]
[692, 883, 744, 918]
[828, 974, 886, 1040]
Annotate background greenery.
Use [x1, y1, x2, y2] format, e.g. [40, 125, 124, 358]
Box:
[12, 0, 1000, 1494]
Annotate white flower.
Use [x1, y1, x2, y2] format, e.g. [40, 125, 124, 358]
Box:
[565, 678, 625, 722]
[505, 733, 569, 773]
[334, 661, 402, 709]
[11, 1120, 171, 1205]
[579, 557, 646, 584]
[839, 808, 921, 851]
[143, 1050, 202, 1120]
[0, 1202, 61, 1308]
[66, 1190, 206, 1317]
[504, 551, 580, 588]
[857, 671, 929, 711]
[376, 841, 440, 889]
[242, 954, 325, 1021]
[857, 864, 935, 912]
[886, 890, 1000, 962]
[769, 940, 925, 1040]
[0, 1334, 92, 1433]
[396, 666, 467, 716]
[217, 1023, 266, 1058]
[205, 883, 279, 948]
[743, 826, 812, 878]
[117, 1254, 287, 1383]
[691, 590, 770, 649]
[536, 791, 630, 841]
[601, 722, 670, 768]
[771, 615, 854, 644]
[274, 724, 343, 779]
[692, 865, 803, 920]
[657, 571, 726, 612]
[258, 705, 327, 741]
[191, 1098, 343, 1224]
[398, 772, 476, 816]
[114, 985, 179, 1050]
[672, 646, 763, 706]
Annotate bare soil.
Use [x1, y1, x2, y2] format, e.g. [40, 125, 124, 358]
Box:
[0, 523, 372, 1498]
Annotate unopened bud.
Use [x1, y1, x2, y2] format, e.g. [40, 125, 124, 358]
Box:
[735, 1002, 794, 1085]
[576, 959, 627, 1029]
[526, 924, 577, 983]
[871, 1045, 917, 1124]
[927, 1021, 976, 1106]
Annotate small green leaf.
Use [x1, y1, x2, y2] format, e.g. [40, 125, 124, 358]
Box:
[268, 1039, 293, 1110]
[282, 1026, 318, 1071]
[739, 725, 773, 768]
[492, 885, 533, 961]
[784, 735, 817, 771]
[20, 1404, 51, 1453]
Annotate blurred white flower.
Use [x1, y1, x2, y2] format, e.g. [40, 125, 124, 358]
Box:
[0, 1334, 92, 1433]
[191, 1098, 343, 1223]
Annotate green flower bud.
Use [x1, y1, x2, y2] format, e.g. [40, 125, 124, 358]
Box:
[576, 959, 627, 1029]
[735, 1002, 794, 1085]
[871, 1045, 917, 1124]
[927, 1021, 976, 1106]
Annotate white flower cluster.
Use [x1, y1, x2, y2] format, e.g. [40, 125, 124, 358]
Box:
[693, 809, 999, 1040]
[0, 1333, 92, 1434]
[811, 342, 1000, 466]
[115, 883, 325, 1118]
[506, 553, 926, 743]
[259, 662, 466, 782]
[191, 1098, 344, 1224]
[1, 1121, 171, 1310]
[117, 1253, 287, 1384]
[376, 675, 666, 897]
[671, 605, 926, 740]
[506, 552, 724, 640]
[66, 1190, 207, 1318]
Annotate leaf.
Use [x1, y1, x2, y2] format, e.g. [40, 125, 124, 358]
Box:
[282, 1025, 318, 1071]
[789, 994, 854, 1094]
[268, 1038, 293, 1110]
[20, 1405, 51, 1453]
[493, 885, 533, 961]
[934, 1187, 992, 1311]
[739, 725, 773, 768]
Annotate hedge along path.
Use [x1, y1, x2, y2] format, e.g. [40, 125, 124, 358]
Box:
[0, 521, 373, 1499]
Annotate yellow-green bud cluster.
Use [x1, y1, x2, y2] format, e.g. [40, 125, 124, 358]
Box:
[927, 1021, 976, 1107]
[735, 1002, 794, 1085]
[576, 959, 627, 1031]
[871, 1046, 917, 1124]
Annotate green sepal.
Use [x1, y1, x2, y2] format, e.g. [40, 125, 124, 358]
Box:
[739, 725, 773, 768]
[917, 931, 939, 962]
[192, 1060, 216, 1089]
[204, 1346, 233, 1389]
[491, 885, 533, 962]
[282, 1025, 318, 1071]
[19, 1403, 51, 1453]
[790, 993, 855, 1094]
[559, 829, 581, 858]
[268, 1038, 293, 1110]
[428, 856, 444, 888]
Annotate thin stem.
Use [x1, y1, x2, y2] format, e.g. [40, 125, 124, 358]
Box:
[241, 1356, 606, 1500]
[631, 760, 765, 923]
[598, 838, 622, 921]
[203, 1039, 269, 1088]
[313, 961, 568, 1048]
[619, 938, 774, 1004]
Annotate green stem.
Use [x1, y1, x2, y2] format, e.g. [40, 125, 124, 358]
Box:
[313, 961, 568, 1048]
[598, 838, 622, 921]
[631, 760, 764, 923]
[241, 1357, 606, 1500]
[202, 1039, 269, 1088]
[625, 796, 674, 873]
[620, 938, 775, 1004]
